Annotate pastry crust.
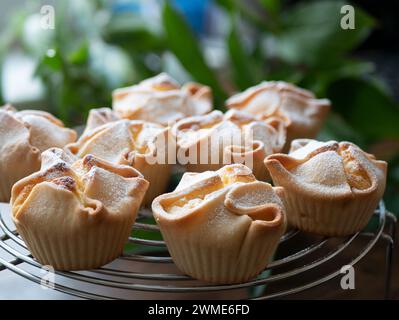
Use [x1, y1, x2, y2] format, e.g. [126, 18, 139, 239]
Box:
[265, 139, 387, 236]
[83, 107, 120, 134]
[172, 109, 286, 180]
[66, 119, 172, 205]
[11, 148, 149, 270]
[226, 81, 330, 149]
[152, 164, 286, 284]
[0, 105, 77, 202]
[112, 73, 212, 126]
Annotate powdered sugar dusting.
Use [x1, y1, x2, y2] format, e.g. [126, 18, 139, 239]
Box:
[273, 139, 385, 195]
[112, 73, 212, 125]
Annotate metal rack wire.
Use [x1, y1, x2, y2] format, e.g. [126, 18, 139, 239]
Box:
[0, 202, 396, 300]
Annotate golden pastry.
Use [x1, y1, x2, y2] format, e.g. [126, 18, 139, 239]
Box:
[11, 148, 148, 270]
[172, 109, 286, 180]
[226, 81, 330, 148]
[112, 73, 212, 126]
[265, 139, 387, 236]
[0, 105, 77, 202]
[83, 107, 120, 134]
[152, 164, 286, 284]
[66, 119, 172, 205]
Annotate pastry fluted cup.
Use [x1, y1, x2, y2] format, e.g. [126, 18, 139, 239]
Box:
[226, 81, 330, 150]
[0, 105, 77, 202]
[152, 164, 286, 284]
[66, 118, 173, 206]
[112, 73, 212, 126]
[11, 148, 149, 270]
[82, 107, 120, 135]
[265, 139, 387, 236]
[172, 109, 286, 181]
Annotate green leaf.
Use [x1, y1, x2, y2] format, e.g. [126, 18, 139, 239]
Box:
[298, 58, 375, 96]
[274, 1, 375, 66]
[326, 78, 399, 139]
[216, 0, 279, 29]
[67, 42, 89, 65]
[317, 112, 366, 148]
[259, 0, 280, 15]
[214, 0, 235, 12]
[35, 49, 63, 75]
[227, 19, 256, 90]
[162, 2, 226, 101]
[265, 62, 305, 84]
[102, 14, 165, 53]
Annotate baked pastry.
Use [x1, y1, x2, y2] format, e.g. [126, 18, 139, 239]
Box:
[226, 81, 330, 148]
[83, 107, 120, 134]
[0, 105, 77, 202]
[11, 148, 149, 270]
[152, 164, 286, 284]
[172, 109, 286, 181]
[112, 73, 212, 126]
[66, 119, 172, 205]
[265, 139, 387, 236]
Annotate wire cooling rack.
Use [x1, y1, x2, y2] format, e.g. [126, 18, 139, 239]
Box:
[0, 202, 396, 300]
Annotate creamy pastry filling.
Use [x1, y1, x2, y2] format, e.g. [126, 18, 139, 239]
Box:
[338, 147, 371, 190]
[13, 184, 35, 212]
[13, 160, 94, 214]
[176, 111, 274, 151]
[164, 166, 256, 214]
[151, 82, 179, 91]
[129, 123, 152, 154]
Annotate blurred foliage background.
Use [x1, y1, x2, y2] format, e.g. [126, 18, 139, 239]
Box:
[0, 0, 398, 214]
